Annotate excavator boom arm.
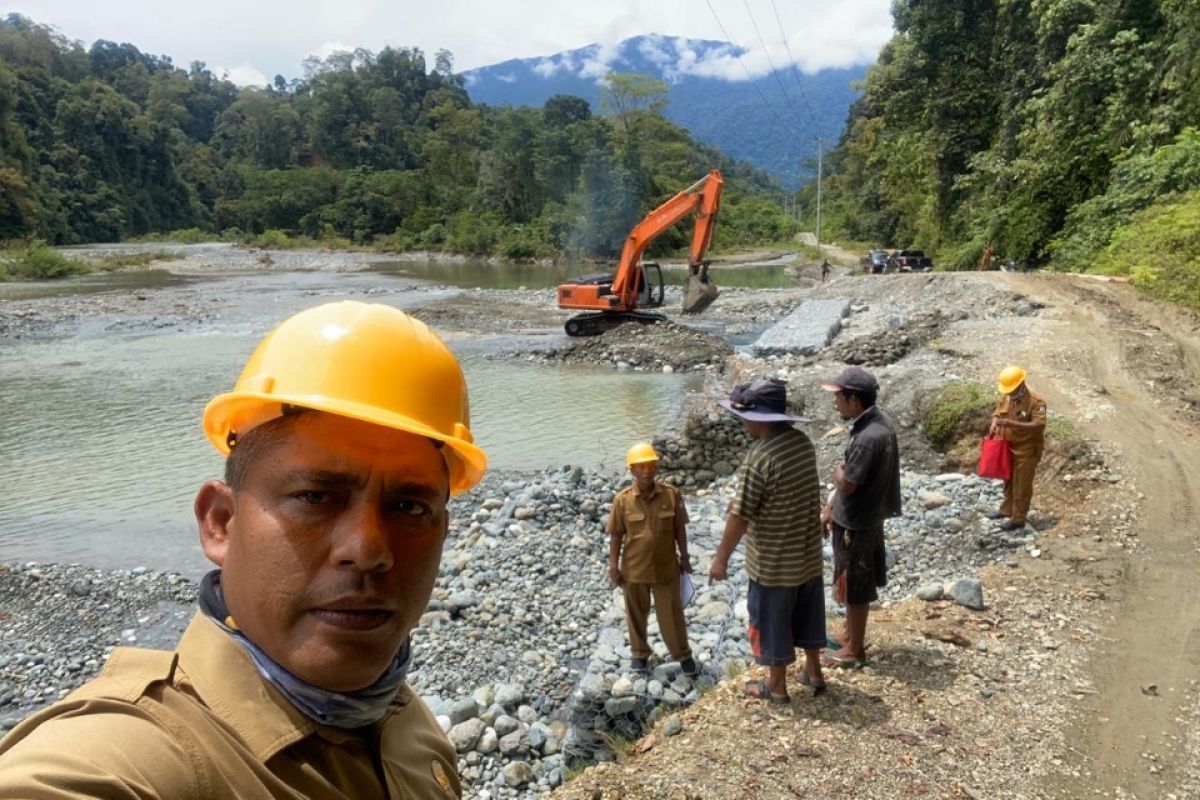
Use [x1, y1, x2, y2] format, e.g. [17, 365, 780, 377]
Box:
[610, 171, 723, 306]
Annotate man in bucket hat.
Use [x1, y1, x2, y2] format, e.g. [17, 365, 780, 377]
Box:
[0, 302, 482, 798]
[710, 378, 827, 703]
[819, 366, 901, 669]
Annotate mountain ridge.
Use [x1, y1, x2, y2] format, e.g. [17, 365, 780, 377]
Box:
[462, 34, 866, 188]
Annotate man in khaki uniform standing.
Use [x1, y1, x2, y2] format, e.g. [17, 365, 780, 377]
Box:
[607, 442, 698, 677]
[0, 302, 487, 799]
[989, 365, 1047, 530]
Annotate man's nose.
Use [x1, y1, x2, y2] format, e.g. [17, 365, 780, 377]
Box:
[331, 501, 395, 572]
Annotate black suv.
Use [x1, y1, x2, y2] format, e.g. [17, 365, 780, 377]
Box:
[867, 250, 890, 274]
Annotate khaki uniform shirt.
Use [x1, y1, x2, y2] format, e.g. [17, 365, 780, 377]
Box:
[0, 613, 461, 800]
[607, 482, 688, 584]
[994, 389, 1047, 455]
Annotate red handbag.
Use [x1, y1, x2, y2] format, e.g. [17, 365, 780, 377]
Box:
[978, 435, 1012, 481]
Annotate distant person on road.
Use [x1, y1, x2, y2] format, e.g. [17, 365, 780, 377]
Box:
[0, 301, 486, 799]
[607, 442, 698, 677]
[820, 366, 901, 669]
[710, 379, 826, 703]
[821, 260, 831, 283]
[988, 365, 1047, 531]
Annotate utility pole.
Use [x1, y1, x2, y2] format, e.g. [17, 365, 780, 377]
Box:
[815, 138, 823, 257]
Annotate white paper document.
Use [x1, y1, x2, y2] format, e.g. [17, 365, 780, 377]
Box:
[679, 572, 697, 608]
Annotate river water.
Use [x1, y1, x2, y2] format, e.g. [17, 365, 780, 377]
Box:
[0, 259, 757, 572]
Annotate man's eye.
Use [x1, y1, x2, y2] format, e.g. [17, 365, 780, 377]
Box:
[390, 498, 432, 517]
[296, 491, 333, 504]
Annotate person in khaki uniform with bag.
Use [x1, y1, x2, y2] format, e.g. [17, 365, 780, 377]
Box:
[0, 302, 487, 799]
[607, 443, 699, 677]
[988, 365, 1047, 531]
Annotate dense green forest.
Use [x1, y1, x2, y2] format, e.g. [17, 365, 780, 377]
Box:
[809, 0, 1200, 305]
[0, 14, 796, 261]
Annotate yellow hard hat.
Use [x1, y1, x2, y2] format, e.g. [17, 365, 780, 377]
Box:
[202, 301, 487, 495]
[997, 365, 1027, 395]
[626, 442, 659, 467]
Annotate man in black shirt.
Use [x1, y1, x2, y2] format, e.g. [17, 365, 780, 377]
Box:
[819, 367, 902, 667]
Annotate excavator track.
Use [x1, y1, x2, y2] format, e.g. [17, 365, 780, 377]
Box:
[564, 311, 667, 337]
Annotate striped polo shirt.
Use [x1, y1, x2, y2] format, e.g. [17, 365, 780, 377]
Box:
[729, 426, 823, 587]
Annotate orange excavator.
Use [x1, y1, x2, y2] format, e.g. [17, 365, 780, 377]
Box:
[556, 170, 723, 336]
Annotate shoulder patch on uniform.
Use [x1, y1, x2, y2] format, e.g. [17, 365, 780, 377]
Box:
[431, 760, 452, 791]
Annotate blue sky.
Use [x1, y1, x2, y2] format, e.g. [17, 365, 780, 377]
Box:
[5, 0, 894, 86]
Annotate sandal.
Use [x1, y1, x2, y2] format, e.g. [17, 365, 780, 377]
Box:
[824, 635, 843, 651]
[797, 670, 827, 697]
[820, 652, 871, 669]
[743, 679, 790, 705]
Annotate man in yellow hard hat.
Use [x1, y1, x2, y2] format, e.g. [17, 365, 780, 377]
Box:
[607, 442, 698, 677]
[0, 301, 485, 799]
[989, 365, 1046, 530]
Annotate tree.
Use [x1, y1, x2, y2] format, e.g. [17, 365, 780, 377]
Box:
[599, 72, 668, 134]
[543, 94, 591, 128]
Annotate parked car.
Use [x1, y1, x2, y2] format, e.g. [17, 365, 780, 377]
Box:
[891, 249, 934, 272]
[867, 249, 890, 274]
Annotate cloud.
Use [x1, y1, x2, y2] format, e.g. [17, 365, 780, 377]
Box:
[532, 58, 565, 78]
[12, 0, 894, 86]
[497, 72, 517, 83]
[577, 42, 621, 81]
[312, 40, 356, 60]
[214, 63, 270, 87]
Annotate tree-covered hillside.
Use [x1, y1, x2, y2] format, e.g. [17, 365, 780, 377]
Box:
[812, 0, 1200, 305]
[0, 16, 797, 259]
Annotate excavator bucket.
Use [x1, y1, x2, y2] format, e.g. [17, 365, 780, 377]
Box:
[681, 266, 718, 314]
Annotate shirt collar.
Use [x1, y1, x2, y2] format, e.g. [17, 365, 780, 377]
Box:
[631, 481, 659, 499]
[850, 404, 878, 433]
[176, 613, 411, 762]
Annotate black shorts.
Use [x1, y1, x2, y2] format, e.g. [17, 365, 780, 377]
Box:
[831, 523, 887, 605]
[746, 576, 827, 666]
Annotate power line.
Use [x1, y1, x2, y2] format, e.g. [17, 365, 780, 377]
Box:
[769, 0, 820, 129]
[703, 0, 792, 129]
[741, 0, 814, 137]
[767, 0, 827, 196]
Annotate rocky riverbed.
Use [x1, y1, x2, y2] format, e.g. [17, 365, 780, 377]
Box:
[0, 455, 1101, 795]
[0, 250, 1155, 797]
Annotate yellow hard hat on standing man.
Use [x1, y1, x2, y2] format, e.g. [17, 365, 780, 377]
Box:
[997, 365, 1027, 395]
[625, 442, 659, 467]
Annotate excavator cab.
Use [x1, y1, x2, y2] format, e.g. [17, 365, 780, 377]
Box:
[637, 262, 666, 309]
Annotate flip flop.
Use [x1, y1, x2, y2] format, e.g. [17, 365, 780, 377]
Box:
[743, 679, 790, 705]
[797, 670, 827, 697]
[820, 652, 871, 669]
[824, 636, 843, 650]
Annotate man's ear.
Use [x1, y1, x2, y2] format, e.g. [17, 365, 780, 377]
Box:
[195, 480, 234, 567]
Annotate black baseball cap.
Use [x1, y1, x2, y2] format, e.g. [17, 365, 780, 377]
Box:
[820, 366, 879, 393]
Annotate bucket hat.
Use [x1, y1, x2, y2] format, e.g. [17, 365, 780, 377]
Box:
[718, 378, 808, 423]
